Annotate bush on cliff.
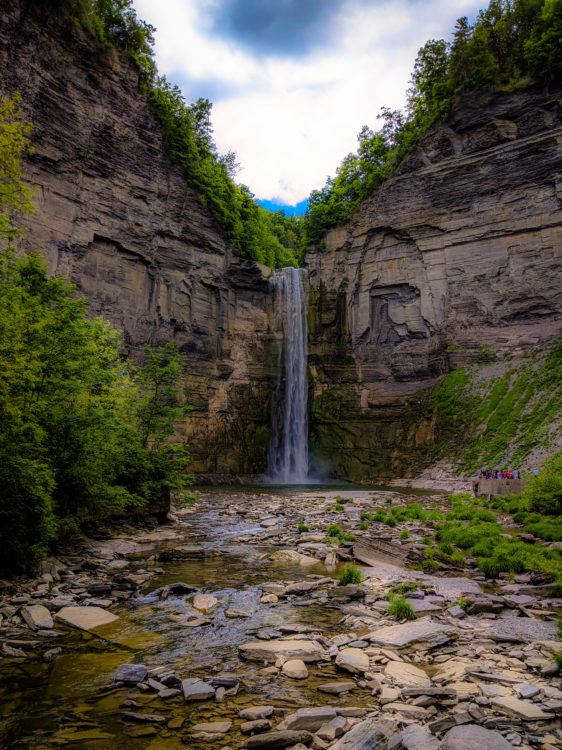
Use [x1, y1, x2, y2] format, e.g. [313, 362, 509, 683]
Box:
[0, 95, 192, 574]
[301, 0, 562, 248]
[524, 452, 562, 516]
[62, 0, 301, 268]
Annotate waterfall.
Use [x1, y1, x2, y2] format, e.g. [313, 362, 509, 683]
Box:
[267, 267, 309, 483]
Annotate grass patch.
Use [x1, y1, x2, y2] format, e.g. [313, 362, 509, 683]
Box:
[297, 521, 309, 533]
[399, 529, 410, 540]
[524, 517, 562, 542]
[388, 581, 418, 596]
[388, 594, 417, 620]
[339, 563, 363, 585]
[326, 523, 356, 544]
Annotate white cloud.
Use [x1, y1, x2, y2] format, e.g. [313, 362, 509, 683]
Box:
[134, 0, 481, 205]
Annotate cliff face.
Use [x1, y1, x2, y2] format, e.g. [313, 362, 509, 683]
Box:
[0, 0, 276, 479]
[306, 89, 562, 480]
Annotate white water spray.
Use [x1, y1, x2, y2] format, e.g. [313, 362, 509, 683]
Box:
[267, 267, 309, 483]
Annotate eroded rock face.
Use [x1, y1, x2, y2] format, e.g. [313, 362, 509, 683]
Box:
[0, 0, 275, 480]
[306, 89, 562, 480]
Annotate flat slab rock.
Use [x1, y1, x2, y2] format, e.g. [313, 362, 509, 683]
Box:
[243, 730, 313, 749]
[482, 616, 558, 643]
[54, 606, 118, 631]
[490, 696, 554, 720]
[335, 647, 370, 674]
[439, 724, 515, 749]
[239, 639, 324, 663]
[181, 678, 215, 701]
[367, 617, 455, 648]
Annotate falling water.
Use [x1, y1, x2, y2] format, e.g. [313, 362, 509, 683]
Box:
[267, 267, 309, 483]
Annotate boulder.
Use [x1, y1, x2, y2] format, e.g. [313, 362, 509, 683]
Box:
[239, 639, 324, 663]
[20, 605, 53, 631]
[335, 647, 369, 674]
[384, 660, 431, 687]
[54, 606, 118, 631]
[115, 663, 148, 685]
[282, 659, 308, 679]
[181, 678, 215, 701]
[439, 724, 514, 749]
[192, 593, 218, 612]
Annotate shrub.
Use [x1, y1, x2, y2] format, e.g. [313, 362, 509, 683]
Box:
[524, 517, 562, 542]
[399, 529, 410, 540]
[524, 453, 562, 516]
[420, 558, 439, 572]
[327, 524, 343, 538]
[297, 521, 309, 533]
[388, 581, 418, 597]
[339, 563, 363, 585]
[388, 594, 417, 620]
[359, 522, 369, 531]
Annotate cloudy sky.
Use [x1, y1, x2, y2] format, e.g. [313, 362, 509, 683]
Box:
[133, 0, 482, 207]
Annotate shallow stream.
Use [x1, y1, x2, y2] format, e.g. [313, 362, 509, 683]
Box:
[0, 488, 391, 749]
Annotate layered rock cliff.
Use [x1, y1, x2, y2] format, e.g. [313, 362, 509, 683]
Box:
[0, 0, 275, 479]
[306, 89, 562, 480]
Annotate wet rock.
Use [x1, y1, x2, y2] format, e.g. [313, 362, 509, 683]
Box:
[335, 647, 369, 674]
[191, 720, 232, 738]
[243, 730, 313, 748]
[384, 660, 431, 688]
[330, 585, 366, 599]
[192, 593, 218, 612]
[54, 606, 118, 631]
[439, 724, 514, 749]
[367, 617, 455, 648]
[181, 677, 215, 701]
[239, 706, 274, 720]
[317, 681, 356, 695]
[239, 639, 324, 663]
[282, 659, 308, 679]
[115, 663, 148, 685]
[490, 695, 554, 720]
[270, 550, 321, 567]
[284, 706, 337, 731]
[20, 605, 54, 631]
[122, 711, 166, 723]
[241, 719, 273, 734]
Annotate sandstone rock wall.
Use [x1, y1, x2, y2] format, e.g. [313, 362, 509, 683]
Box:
[306, 89, 562, 480]
[0, 0, 275, 479]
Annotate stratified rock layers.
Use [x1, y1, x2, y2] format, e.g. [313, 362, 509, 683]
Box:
[0, 0, 274, 478]
[306, 89, 562, 480]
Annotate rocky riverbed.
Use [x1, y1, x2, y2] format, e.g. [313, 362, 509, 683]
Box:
[0, 487, 561, 749]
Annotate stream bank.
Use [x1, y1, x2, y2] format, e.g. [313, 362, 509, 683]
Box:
[0, 487, 561, 749]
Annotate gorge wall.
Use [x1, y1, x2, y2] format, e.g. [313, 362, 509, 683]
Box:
[2, 2, 561, 483]
[0, 0, 277, 479]
[306, 88, 562, 480]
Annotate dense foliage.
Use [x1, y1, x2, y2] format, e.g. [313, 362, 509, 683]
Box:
[0, 95, 191, 575]
[524, 452, 562, 515]
[301, 0, 562, 247]
[63, 0, 301, 267]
